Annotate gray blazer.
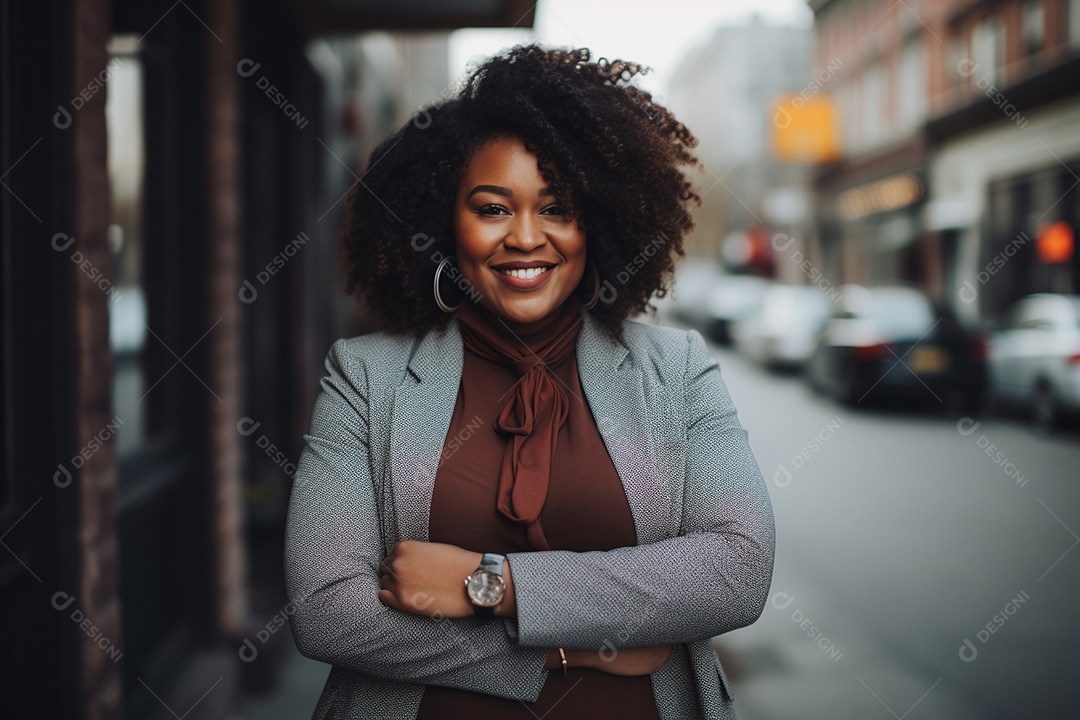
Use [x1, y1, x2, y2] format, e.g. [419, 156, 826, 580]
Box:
[285, 309, 776, 719]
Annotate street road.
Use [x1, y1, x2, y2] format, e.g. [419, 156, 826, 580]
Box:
[705, 334, 1080, 720]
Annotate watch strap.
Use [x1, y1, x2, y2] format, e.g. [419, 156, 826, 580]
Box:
[479, 552, 505, 577]
[472, 603, 495, 619]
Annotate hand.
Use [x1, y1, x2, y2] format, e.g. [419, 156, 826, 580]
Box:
[378, 540, 485, 619]
[548, 645, 673, 676]
[590, 645, 673, 676]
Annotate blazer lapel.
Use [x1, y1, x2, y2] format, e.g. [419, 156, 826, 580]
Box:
[387, 318, 463, 542]
[575, 313, 670, 544]
[386, 311, 670, 547]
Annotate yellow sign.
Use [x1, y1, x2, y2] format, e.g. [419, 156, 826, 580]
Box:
[836, 174, 923, 220]
[771, 95, 841, 163]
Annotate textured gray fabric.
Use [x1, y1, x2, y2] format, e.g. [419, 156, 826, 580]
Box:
[285, 309, 776, 719]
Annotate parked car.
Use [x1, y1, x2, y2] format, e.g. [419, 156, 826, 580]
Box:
[732, 283, 831, 369]
[805, 285, 987, 408]
[703, 273, 768, 344]
[669, 261, 724, 328]
[988, 293, 1080, 429]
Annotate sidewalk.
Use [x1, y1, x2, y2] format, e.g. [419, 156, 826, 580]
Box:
[229, 635, 329, 720]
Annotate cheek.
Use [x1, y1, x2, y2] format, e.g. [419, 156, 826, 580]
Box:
[453, 213, 484, 262]
[560, 226, 587, 264]
[453, 214, 499, 287]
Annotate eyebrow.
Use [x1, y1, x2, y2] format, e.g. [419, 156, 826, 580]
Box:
[466, 185, 555, 199]
[467, 184, 512, 199]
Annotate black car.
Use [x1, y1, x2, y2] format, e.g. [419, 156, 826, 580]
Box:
[805, 285, 987, 409]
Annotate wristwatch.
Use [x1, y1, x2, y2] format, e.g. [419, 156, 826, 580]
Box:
[464, 552, 507, 618]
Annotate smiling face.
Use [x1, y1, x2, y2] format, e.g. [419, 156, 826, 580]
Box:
[453, 135, 587, 334]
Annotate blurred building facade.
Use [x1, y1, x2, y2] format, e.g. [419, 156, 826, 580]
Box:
[0, 1, 532, 719]
[666, 18, 815, 277]
[809, 0, 1080, 320]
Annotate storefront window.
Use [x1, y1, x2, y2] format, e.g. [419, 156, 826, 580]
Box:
[1070, 0, 1080, 47]
[970, 17, 1005, 86]
[862, 62, 884, 148]
[105, 34, 146, 458]
[898, 38, 925, 131]
[1021, 1, 1044, 56]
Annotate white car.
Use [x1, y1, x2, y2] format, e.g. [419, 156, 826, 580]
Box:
[732, 284, 831, 369]
[703, 274, 768, 345]
[669, 261, 725, 328]
[989, 293, 1080, 428]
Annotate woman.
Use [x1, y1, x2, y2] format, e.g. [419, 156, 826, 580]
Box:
[285, 44, 775, 719]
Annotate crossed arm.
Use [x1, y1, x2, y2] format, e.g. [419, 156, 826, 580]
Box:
[284, 331, 775, 701]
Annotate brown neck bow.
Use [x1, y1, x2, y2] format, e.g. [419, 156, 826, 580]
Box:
[457, 297, 584, 550]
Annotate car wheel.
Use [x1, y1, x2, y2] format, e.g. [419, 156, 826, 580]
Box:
[839, 378, 861, 406]
[963, 389, 989, 416]
[946, 389, 984, 417]
[976, 390, 999, 417]
[1032, 383, 1060, 432]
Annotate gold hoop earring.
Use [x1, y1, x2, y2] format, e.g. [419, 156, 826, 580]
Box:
[433, 257, 463, 313]
[582, 263, 601, 311]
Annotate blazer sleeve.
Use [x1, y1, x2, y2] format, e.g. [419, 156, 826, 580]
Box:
[503, 328, 776, 649]
[285, 339, 550, 701]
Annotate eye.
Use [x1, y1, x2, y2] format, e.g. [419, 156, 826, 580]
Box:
[540, 204, 572, 218]
[476, 204, 510, 217]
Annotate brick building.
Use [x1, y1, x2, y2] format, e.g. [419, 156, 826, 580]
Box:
[0, 1, 533, 719]
[808, 0, 1080, 320]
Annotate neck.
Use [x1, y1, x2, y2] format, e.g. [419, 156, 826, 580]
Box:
[471, 298, 579, 338]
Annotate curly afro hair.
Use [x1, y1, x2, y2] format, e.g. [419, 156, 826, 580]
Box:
[339, 43, 701, 339]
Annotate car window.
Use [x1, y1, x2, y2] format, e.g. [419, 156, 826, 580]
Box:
[1071, 298, 1080, 329]
[867, 291, 935, 337]
[1003, 303, 1028, 331]
[1006, 298, 1056, 330]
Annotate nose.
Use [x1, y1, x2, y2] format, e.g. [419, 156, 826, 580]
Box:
[503, 212, 546, 252]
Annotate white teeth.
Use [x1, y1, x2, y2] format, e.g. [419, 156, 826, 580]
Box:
[499, 266, 551, 279]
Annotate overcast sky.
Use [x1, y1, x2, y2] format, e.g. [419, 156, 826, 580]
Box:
[449, 0, 813, 98]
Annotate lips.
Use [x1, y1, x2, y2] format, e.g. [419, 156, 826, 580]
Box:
[491, 261, 557, 271]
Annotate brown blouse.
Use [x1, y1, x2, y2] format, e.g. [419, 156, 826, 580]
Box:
[416, 298, 661, 719]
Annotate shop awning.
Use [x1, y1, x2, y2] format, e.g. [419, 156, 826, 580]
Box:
[292, 0, 536, 34]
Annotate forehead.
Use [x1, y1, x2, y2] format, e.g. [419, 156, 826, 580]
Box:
[462, 135, 544, 184]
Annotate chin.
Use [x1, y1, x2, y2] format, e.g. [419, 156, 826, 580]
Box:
[490, 294, 563, 326]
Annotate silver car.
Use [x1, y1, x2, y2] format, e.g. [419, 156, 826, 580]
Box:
[732, 284, 831, 369]
[989, 293, 1080, 429]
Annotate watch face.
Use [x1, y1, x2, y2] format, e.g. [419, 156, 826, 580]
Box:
[466, 570, 506, 607]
